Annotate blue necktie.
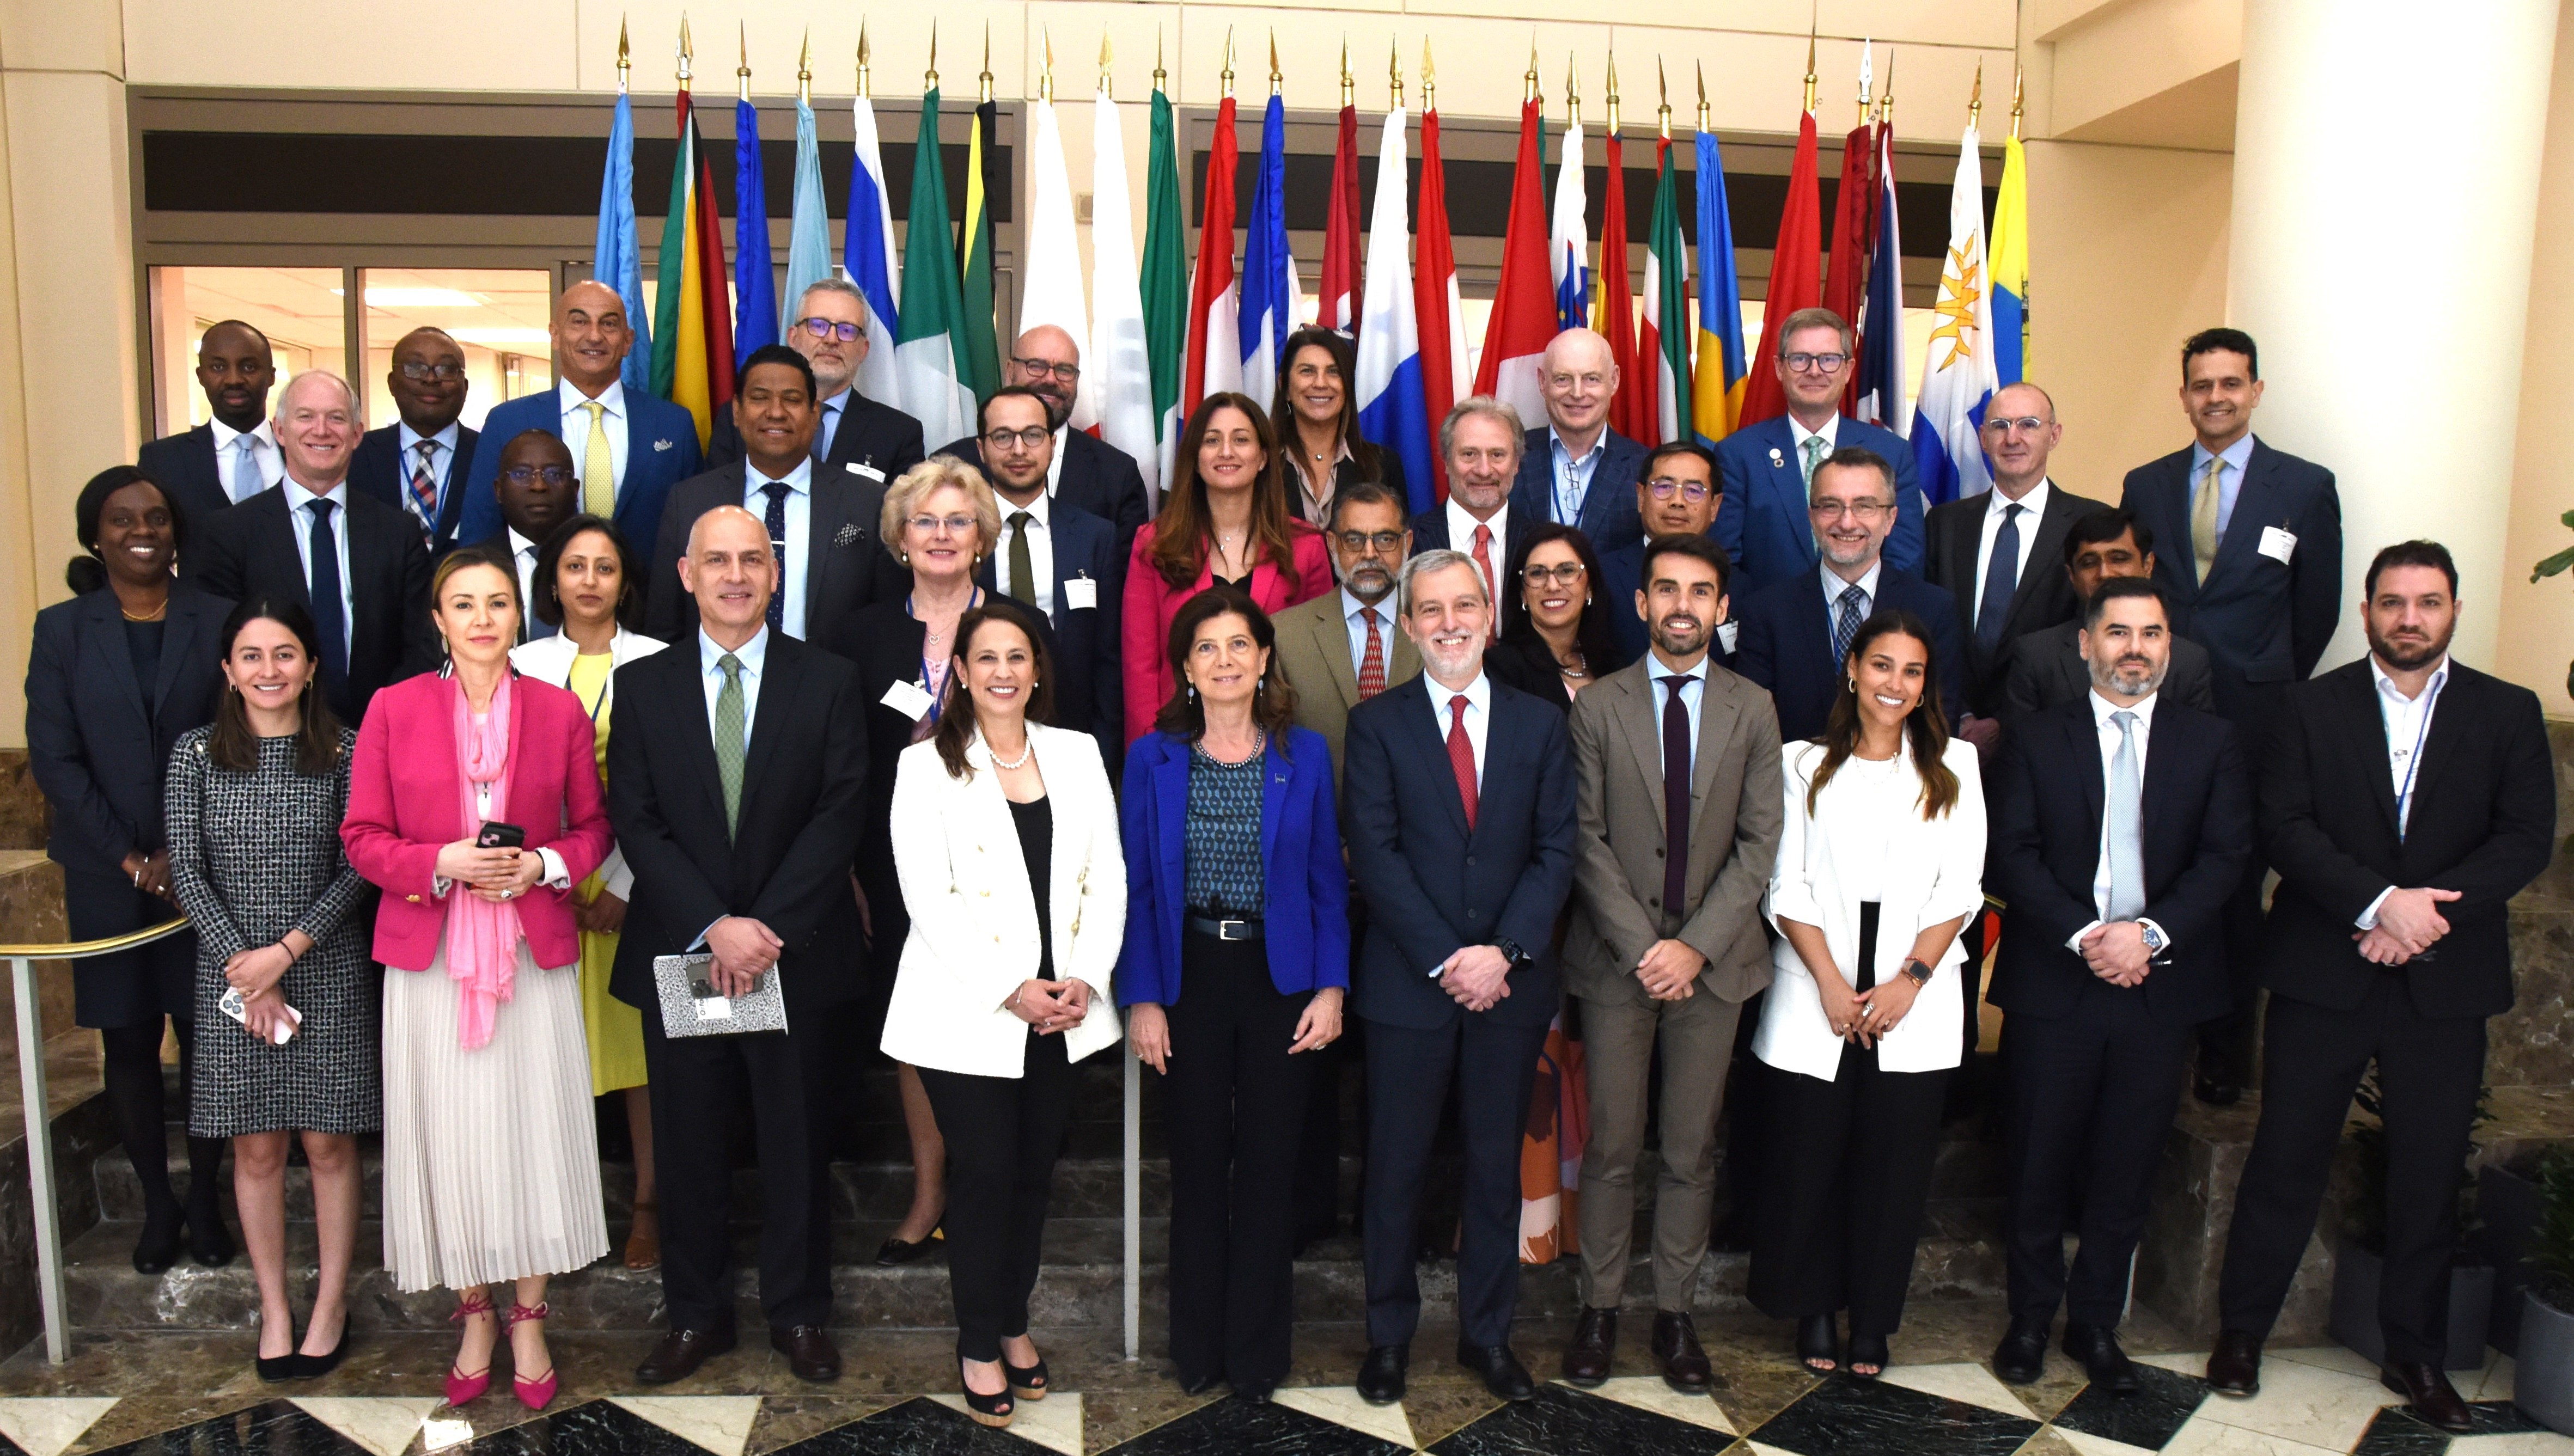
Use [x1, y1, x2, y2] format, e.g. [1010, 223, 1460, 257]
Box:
[233, 436, 262, 503]
[306, 498, 349, 697]
[761, 480, 792, 635]
[1977, 503, 2022, 652]
[1831, 583, 1867, 670]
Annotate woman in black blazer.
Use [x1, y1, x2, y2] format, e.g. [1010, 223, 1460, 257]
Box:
[1487, 523, 1627, 715]
[1270, 327, 1406, 528]
[25, 465, 236, 1273]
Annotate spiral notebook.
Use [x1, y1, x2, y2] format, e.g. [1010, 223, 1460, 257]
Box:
[651, 953, 790, 1038]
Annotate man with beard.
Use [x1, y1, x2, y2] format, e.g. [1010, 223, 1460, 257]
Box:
[1595, 443, 1728, 665]
[932, 324, 1150, 554]
[1273, 482, 1422, 778]
[1559, 534, 1782, 1392]
[2004, 511, 2216, 722]
[350, 326, 479, 552]
[2206, 542, 2553, 1430]
[141, 319, 281, 521]
[708, 278, 924, 487]
[968, 385, 1125, 761]
[1982, 577, 2250, 1393]
[1412, 398, 1532, 634]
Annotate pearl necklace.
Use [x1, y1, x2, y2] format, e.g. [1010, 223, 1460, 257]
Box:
[990, 735, 1035, 770]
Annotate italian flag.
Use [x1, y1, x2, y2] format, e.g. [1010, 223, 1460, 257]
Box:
[650, 80, 735, 451]
[1140, 82, 1190, 497]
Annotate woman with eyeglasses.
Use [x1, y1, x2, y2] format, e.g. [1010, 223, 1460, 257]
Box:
[1490, 523, 1628, 717]
[1269, 327, 1405, 528]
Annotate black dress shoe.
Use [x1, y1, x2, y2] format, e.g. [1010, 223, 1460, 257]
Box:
[1356, 1344, 1408, 1405]
[187, 1205, 236, 1269]
[635, 1327, 737, 1384]
[1652, 1311, 1713, 1393]
[1563, 1307, 1616, 1387]
[2063, 1323, 2138, 1394]
[1991, 1318, 2049, 1385]
[1457, 1342, 1536, 1401]
[2205, 1330, 2262, 1396]
[2193, 1074, 2241, 1107]
[2380, 1363, 2474, 1433]
[874, 1223, 943, 1266]
[1177, 1371, 1225, 1397]
[132, 1206, 183, 1275]
[771, 1325, 841, 1382]
[292, 1323, 351, 1380]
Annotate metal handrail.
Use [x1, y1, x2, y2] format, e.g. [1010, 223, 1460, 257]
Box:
[9, 916, 189, 1363]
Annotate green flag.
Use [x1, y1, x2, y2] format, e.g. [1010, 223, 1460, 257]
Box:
[959, 98, 1003, 402]
[1643, 137, 1694, 445]
[1140, 84, 1190, 497]
[895, 87, 977, 445]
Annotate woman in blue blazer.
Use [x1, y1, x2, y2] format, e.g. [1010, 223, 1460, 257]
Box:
[1117, 585, 1348, 1400]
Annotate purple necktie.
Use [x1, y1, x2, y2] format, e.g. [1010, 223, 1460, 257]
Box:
[1661, 676, 1691, 925]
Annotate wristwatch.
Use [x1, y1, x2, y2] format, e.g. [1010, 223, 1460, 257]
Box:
[1495, 938, 1534, 971]
[1899, 957, 1933, 987]
[2138, 922, 2169, 956]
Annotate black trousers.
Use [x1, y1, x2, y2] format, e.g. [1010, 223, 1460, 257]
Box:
[1361, 1014, 1548, 1349]
[2000, 988, 2193, 1328]
[2218, 978, 2486, 1365]
[1162, 929, 1314, 1388]
[642, 1014, 840, 1333]
[2194, 866, 2270, 1085]
[917, 1029, 1073, 1363]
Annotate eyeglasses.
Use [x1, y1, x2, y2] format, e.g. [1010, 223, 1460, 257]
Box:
[1646, 477, 1713, 503]
[907, 513, 979, 537]
[798, 317, 865, 342]
[398, 362, 465, 382]
[1979, 415, 2052, 436]
[983, 426, 1052, 451]
[1522, 562, 1588, 586]
[1010, 355, 1082, 383]
[1809, 499, 1892, 521]
[1334, 529, 1406, 554]
[502, 466, 575, 487]
[1783, 351, 1852, 374]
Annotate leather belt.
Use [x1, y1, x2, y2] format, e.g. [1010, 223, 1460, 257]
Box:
[1186, 913, 1265, 942]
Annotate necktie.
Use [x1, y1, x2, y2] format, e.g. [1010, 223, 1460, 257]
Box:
[2191, 456, 2223, 584]
[1977, 503, 2023, 651]
[305, 498, 349, 695]
[1661, 675, 1693, 924]
[2106, 709, 2145, 921]
[1801, 433, 1828, 487]
[1357, 606, 1386, 699]
[233, 436, 263, 503]
[760, 480, 792, 634]
[407, 440, 441, 540]
[715, 652, 747, 838]
[521, 549, 557, 642]
[1005, 510, 1036, 605]
[1831, 583, 1867, 670]
[580, 401, 615, 518]
[1471, 523, 1498, 642]
[1447, 694, 1479, 831]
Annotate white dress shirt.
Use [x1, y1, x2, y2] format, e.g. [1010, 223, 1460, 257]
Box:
[740, 456, 813, 638]
[560, 380, 630, 497]
[504, 527, 541, 625]
[1424, 669, 1491, 779]
[1444, 498, 1511, 610]
[1975, 478, 2052, 627]
[396, 420, 462, 527]
[1787, 413, 1841, 484]
[697, 623, 770, 737]
[1820, 558, 1884, 638]
[1340, 586, 1395, 681]
[2067, 689, 2170, 952]
[2187, 432, 2256, 544]
[2355, 654, 2451, 930]
[281, 475, 355, 658]
[995, 487, 1058, 617]
[1646, 649, 1711, 768]
[1045, 425, 1069, 496]
[211, 418, 283, 503]
[1547, 428, 1607, 525]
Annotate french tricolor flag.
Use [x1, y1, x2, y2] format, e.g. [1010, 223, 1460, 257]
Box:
[1472, 97, 1556, 432]
[1355, 103, 1431, 512]
[1183, 95, 1242, 418]
[1239, 93, 1303, 400]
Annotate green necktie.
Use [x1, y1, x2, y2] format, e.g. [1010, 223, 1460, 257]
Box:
[1006, 510, 1036, 604]
[715, 652, 746, 837]
[1801, 433, 1828, 487]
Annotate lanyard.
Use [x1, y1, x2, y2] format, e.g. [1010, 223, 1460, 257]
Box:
[2392, 674, 2443, 840]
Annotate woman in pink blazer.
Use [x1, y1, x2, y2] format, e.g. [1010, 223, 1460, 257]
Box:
[1122, 391, 1333, 743]
[341, 546, 612, 1413]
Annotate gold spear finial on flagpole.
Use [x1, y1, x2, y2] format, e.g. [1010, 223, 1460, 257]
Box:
[1657, 57, 1670, 140]
[855, 20, 869, 100]
[1268, 30, 1281, 97]
[1605, 51, 1620, 137]
[736, 22, 750, 103]
[1565, 53, 1580, 130]
[617, 16, 631, 93]
[676, 14, 692, 84]
[980, 23, 993, 103]
[1422, 38, 1436, 111]
[1857, 38, 1873, 126]
[927, 19, 940, 91]
[1878, 47, 1894, 126]
[1802, 8, 1818, 114]
[1221, 26, 1235, 99]
[1101, 30, 1113, 100]
[798, 27, 812, 104]
[1340, 37, 1352, 108]
[1035, 24, 1048, 102]
[1697, 59, 1709, 132]
[1968, 57, 1984, 130]
[2010, 64, 2024, 139]
[1524, 38, 1540, 106]
[1389, 37, 1402, 111]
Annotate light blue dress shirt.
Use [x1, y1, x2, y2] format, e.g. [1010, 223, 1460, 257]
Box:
[1549, 429, 1608, 527]
[1648, 649, 1710, 768]
[1340, 586, 1394, 680]
[697, 622, 770, 737]
[2187, 432, 2257, 543]
[741, 456, 814, 639]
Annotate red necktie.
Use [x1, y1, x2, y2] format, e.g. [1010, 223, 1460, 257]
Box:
[1357, 605, 1386, 700]
[1448, 694, 1479, 831]
[1471, 524, 1499, 641]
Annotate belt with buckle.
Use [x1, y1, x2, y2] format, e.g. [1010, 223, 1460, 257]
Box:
[1186, 913, 1265, 942]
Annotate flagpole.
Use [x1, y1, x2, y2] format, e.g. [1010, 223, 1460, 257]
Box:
[980, 23, 994, 105]
[856, 19, 869, 99]
[1390, 36, 1402, 111]
[617, 16, 630, 94]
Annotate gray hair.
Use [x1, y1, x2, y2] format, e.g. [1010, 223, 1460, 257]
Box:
[1774, 305, 1853, 358]
[1398, 547, 1487, 617]
[796, 274, 869, 330]
[1437, 395, 1526, 464]
[276, 368, 359, 422]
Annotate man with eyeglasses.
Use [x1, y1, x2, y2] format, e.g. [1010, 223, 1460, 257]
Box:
[708, 278, 925, 490]
[966, 385, 1125, 763]
[461, 280, 704, 596]
[139, 318, 281, 523]
[1274, 482, 1423, 780]
[466, 430, 578, 641]
[932, 324, 1151, 555]
[1713, 306, 1925, 598]
[1596, 442, 1730, 665]
[1507, 328, 1650, 555]
[351, 327, 479, 553]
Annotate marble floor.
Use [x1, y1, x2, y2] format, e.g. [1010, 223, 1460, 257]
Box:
[0, 1308, 2559, 1456]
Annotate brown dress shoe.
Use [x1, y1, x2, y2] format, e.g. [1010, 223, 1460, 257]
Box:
[1562, 1307, 1616, 1387]
[2205, 1330, 2262, 1397]
[635, 1326, 736, 1384]
[2380, 1363, 2474, 1433]
[772, 1325, 842, 1383]
[1652, 1310, 1713, 1393]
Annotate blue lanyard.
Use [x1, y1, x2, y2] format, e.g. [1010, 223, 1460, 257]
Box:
[2393, 674, 2443, 840]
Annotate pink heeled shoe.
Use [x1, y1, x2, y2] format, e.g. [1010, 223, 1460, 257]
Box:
[444, 1291, 497, 1406]
[507, 1300, 558, 1410]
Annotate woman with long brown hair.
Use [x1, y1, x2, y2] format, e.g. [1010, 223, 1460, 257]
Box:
[1750, 609, 1985, 1380]
[1269, 327, 1405, 526]
[1120, 394, 1333, 743]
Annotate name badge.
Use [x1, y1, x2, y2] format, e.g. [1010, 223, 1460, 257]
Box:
[880, 679, 936, 720]
[1718, 620, 1740, 656]
[1064, 576, 1099, 611]
[846, 461, 886, 482]
[694, 995, 733, 1021]
[2257, 526, 2297, 565]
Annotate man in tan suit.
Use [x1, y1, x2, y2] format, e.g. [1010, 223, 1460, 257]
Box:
[1560, 533, 1784, 1392]
[1273, 482, 1423, 779]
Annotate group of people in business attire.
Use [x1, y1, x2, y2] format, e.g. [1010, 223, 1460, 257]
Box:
[22, 284, 2548, 1437]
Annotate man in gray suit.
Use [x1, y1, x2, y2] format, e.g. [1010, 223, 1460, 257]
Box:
[2005, 509, 2216, 723]
[1272, 482, 1423, 780]
[1561, 534, 1784, 1392]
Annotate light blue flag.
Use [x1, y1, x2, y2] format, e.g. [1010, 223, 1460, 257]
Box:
[780, 93, 832, 335]
[592, 89, 652, 396]
[733, 97, 778, 365]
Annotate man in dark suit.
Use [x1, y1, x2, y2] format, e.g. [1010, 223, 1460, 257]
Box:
[1733, 446, 1963, 741]
[1343, 548, 1577, 1406]
[138, 319, 279, 522]
[968, 385, 1123, 764]
[2206, 542, 2553, 1430]
[1411, 398, 1530, 622]
[186, 370, 434, 724]
[2005, 510, 2217, 722]
[932, 323, 1151, 555]
[1984, 577, 2251, 1393]
[608, 504, 870, 1388]
[464, 431, 577, 641]
[2121, 327, 2343, 1104]
[459, 280, 704, 583]
[646, 347, 904, 662]
[1596, 442, 1727, 665]
[1715, 306, 1926, 597]
[349, 326, 479, 553]
[1506, 328, 1649, 555]
[1922, 382, 2109, 734]
[709, 277, 924, 491]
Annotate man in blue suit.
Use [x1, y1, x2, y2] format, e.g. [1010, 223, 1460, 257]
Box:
[1508, 328, 1650, 555]
[347, 326, 478, 554]
[1343, 549, 1577, 1408]
[969, 386, 1124, 769]
[1596, 441, 1728, 665]
[1734, 446, 1963, 742]
[1715, 306, 1925, 597]
[457, 280, 703, 601]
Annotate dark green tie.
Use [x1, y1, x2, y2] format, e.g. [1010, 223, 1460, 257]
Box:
[715, 652, 746, 837]
[1005, 510, 1036, 604]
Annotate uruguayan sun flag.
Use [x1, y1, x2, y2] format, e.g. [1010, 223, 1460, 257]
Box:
[1910, 121, 1998, 505]
[1990, 130, 2030, 387]
[843, 90, 904, 411]
[1550, 114, 1590, 333]
[1354, 103, 1431, 511]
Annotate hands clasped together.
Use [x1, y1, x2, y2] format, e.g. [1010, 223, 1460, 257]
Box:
[2356, 885, 2462, 965]
[1127, 985, 1343, 1075]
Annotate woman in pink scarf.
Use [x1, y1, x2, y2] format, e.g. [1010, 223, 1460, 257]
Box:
[343, 547, 612, 1412]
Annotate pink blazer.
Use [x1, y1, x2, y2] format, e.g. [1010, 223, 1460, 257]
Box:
[341, 672, 614, 972]
[1120, 519, 1333, 743]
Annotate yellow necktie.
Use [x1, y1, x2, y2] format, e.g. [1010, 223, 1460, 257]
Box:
[580, 401, 615, 519]
[2190, 456, 2223, 583]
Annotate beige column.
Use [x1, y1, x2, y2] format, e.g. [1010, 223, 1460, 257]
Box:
[2225, 0, 2561, 669]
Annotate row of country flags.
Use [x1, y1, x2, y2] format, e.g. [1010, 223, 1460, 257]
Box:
[592, 21, 2033, 510]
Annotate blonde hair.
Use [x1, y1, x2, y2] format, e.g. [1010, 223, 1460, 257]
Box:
[880, 455, 1002, 564]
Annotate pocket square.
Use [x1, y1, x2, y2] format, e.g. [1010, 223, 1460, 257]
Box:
[653, 438, 675, 452]
[833, 522, 862, 548]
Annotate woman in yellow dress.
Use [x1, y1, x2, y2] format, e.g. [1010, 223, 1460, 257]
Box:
[510, 512, 666, 1269]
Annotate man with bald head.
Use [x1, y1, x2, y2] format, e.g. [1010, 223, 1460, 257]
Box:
[932, 323, 1150, 554]
[139, 319, 282, 522]
[1509, 328, 1650, 555]
[350, 326, 480, 552]
[459, 280, 704, 590]
[709, 277, 925, 486]
[187, 370, 436, 721]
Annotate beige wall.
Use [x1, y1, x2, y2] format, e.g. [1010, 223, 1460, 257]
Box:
[2499, 6, 2574, 714]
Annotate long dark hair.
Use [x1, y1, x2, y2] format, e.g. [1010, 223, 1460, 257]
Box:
[530, 513, 642, 630]
[1805, 609, 1957, 820]
[1153, 585, 1297, 746]
[1269, 327, 1385, 487]
[1501, 522, 1623, 676]
[69, 466, 186, 595]
[207, 596, 344, 777]
[1149, 393, 1305, 595]
[932, 599, 1058, 780]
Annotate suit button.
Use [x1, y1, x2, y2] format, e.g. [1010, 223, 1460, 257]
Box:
[406, 894, 421, 903]
[1649, 896, 1660, 908]
[1654, 848, 1665, 859]
[1466, 856, 1477, 867]
[1467, 908, 1481, 920]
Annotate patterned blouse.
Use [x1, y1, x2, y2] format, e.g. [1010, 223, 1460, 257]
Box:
[1183, 741, 1266, 917]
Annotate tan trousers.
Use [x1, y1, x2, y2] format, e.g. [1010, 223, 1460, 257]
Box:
[1575, 985, 1743, 1311]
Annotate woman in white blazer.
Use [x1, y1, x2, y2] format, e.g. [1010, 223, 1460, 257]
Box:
[881, 599, 1124, 1430]
[1750, 609, 1985, 1381]
[508, 513, 670, 1271]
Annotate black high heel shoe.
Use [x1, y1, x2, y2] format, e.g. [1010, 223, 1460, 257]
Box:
[1846, 1332, 1890, 1379]
[874, 1221, 943, 1267]
[1796, 1314, 1840, 1373]
[132, 1205, 184, 1275]
[255, 1318, 298, 1384]
[960, 1359, 1014, 1428]
[1004, 1354, 1050, 1400]
[293, 1318, 351, 1380]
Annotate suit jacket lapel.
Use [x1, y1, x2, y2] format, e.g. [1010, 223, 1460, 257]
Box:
[620, 405, 660, 513]
[84, 591, 150, 723]
[1763, 420, 1819, 567]
[1617, 670, 1668, 832]
[2006, 493, 2081, 633]
[737, 637, 795, 822]
[2211, 445, 2283, 583]
[1258, 737, 1290, 866]
[1398, 677, 1473, 837]
[1933, 503, 1977, 605]
[2405, 670, 2466, 837]
[2343, 668, 2402, 836]
[1691, 671, 1741, 807]
[267, 497, 318, 611]
[1153, 740, 1190, 904]
[1309, 602, 1363, 713]
[1790, 571, 1836, 679]
[153, 592, 208, 721]
[2073, 705, 2107, 841]
[797, 460, 842, 612]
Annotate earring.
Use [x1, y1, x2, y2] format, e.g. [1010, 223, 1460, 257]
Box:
[1187, 683, 1198, 701]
